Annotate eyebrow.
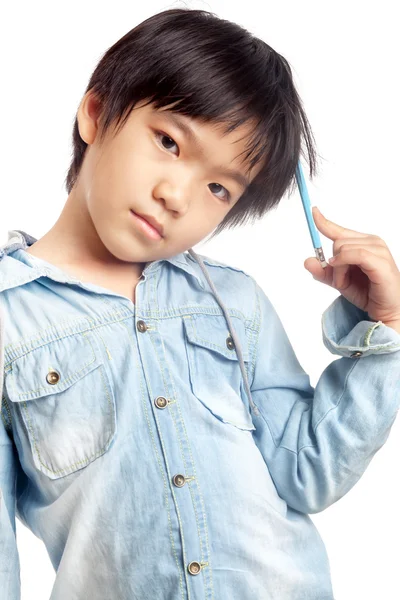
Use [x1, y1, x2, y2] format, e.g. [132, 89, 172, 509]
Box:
[155, 110, 250, 191]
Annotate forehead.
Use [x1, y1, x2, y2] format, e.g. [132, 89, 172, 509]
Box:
[154, 102, 256, 142]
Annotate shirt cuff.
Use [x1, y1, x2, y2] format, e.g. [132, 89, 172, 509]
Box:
[321, 294, 400, 358]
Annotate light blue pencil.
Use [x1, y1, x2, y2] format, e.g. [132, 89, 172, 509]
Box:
[295, 160, 328, 269]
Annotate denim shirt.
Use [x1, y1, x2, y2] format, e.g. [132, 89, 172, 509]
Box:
[1, 229, 400, 600]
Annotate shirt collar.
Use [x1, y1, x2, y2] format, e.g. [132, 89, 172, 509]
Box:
[0, 229, 205, 289]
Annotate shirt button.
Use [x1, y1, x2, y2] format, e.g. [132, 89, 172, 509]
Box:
[172, 474, 186, 487]
[46, 370, 60, 385]
[187, 561, 202, 575]
[154, 396, 168, 409]
[350, 351, 363, 358]
[226, 335, 235, 350]
[136, 320, 148, 333]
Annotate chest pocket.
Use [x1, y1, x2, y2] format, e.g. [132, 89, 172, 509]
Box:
[183, 314, 255, 431]
[4, 330, 116, 480]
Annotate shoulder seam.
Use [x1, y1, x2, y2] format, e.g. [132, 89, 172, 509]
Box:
[186, 252, 252, 277]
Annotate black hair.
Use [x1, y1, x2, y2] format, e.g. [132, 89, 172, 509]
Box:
[65, 7, 320, 240]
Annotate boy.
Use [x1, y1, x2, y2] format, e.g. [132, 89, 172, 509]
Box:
[1, 7, 400, 600]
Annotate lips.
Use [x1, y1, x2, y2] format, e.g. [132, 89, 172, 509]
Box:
[131, 211, 164, 237]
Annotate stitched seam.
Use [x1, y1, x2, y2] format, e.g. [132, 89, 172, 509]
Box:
[248, 279, 262, 389]
[97, 331, 113, 361]
[3, 306, 254, 368]
[364, 321, 382, 346]
[138, 305, 248, 322]
[5, 314, 97, 354]
[363, 320, 400, 349]
[0, 409, 8, 431]
[1, 394, 12, 431]
[243, 278, 259, 393]
[334, 341, 400, 351]
[4, 311, 130, 368]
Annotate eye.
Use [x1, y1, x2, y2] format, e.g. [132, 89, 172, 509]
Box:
[154, 131, 179, 154]
[208, 183, 231, 202]
[154, 130, 232, 203]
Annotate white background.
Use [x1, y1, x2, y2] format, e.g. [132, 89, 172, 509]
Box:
[1, 0, 399, 598]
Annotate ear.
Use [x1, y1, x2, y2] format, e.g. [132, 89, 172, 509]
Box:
[77, 89, 103, 145]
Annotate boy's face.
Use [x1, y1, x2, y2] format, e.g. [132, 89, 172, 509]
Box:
[74, 90, 262, 267]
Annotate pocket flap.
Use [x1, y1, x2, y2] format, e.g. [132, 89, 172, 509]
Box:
[6, 331, 102, 403]
[183, 313, 250, 362]
[183, 313, 254, 431]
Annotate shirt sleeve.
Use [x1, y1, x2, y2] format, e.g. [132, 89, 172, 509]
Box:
[0, 303, 21, 599]
[249, 282, 400, 515]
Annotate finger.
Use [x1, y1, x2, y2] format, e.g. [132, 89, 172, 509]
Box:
[312, 207, 372, 242]
[330, 243, 389, 289]
[329, 248, 388, 284]
[332, 241, 391, 259]
[332, 263, 351, 291]
[304, 257, 335, 287]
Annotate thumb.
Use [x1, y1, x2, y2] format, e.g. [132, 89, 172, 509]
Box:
[304, 257, 328, 282]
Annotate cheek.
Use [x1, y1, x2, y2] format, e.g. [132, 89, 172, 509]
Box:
[92, 154, 143, 209]
[192, 204, 227, 236]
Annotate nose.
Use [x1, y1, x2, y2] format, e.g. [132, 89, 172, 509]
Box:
[153, 173, 192, 216]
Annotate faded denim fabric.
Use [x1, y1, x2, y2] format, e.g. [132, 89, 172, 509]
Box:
[1, 229, 400, 600]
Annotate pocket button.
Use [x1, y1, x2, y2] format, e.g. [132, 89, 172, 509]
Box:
[226, 335, 235, 350]
[46, 370, 60, 385]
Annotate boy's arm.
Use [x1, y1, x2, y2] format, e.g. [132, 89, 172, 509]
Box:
[0, 304, 21, 599]
[249, 281, 400, 515]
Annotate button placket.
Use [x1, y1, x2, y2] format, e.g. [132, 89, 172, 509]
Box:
[139, 313, 212, 588]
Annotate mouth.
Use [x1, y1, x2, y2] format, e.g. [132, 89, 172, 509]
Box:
[130, 210, 164, 239]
